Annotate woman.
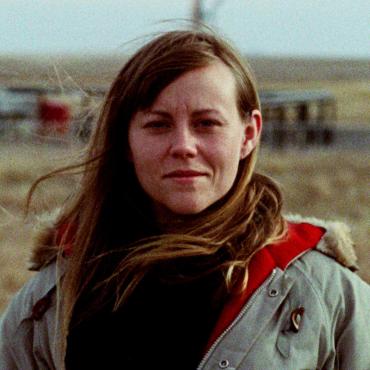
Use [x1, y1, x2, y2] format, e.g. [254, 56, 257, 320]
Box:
[1, 29, 370, 369]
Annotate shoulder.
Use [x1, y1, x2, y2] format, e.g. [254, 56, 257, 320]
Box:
[284, 217, 370, 341]
[285, 214, 369, 297]
[282, 217, 370, 366]
[0, 259, 64, 341]
[0, 260, 65, 369]
[289, 248, 370, 365]
[289, 248, 370, 308]
[281, 214, 370, 320]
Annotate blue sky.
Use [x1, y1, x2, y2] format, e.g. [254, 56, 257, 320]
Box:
[1, 0, 370, 58]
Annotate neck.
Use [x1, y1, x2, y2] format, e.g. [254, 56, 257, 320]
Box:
[151, 202, 200, 231]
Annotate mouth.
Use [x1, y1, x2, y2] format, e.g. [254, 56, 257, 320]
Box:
[163, 170, 206, 179]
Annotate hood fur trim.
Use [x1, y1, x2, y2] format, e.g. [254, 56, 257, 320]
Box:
[28, 209, 62, 271]
[286, 214, 358, 271]
[29, 210, 359, 272]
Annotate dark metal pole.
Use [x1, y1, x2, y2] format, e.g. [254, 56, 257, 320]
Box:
[191, 0, 225, 26]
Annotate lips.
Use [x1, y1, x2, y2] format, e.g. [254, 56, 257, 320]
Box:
[164, 170, 206, 178]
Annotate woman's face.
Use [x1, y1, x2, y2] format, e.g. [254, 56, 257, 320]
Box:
[128, 61, 261, 218]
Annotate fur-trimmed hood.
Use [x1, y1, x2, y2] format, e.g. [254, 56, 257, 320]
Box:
[29, 209, 63, 271]
[285, 214, 358, 271]
[28, 211, 359, 272]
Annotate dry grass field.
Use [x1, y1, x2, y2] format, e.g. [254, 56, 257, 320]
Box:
[0, 143, 369, 317]
[0, 143, 78, 316]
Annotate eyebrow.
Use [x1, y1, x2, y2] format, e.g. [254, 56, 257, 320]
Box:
[144, 108, 222, 118]
[143, 109, 172, 118]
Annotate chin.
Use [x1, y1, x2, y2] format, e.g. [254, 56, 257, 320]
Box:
[173, 200, 212, 214]
[170, 207, 206, 216]
[155, 201, 210, 221]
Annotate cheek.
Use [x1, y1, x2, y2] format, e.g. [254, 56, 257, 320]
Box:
[210, 141, 242, 188]
[128, 140, 147, 181]
[131, 150, 151, 181]
[129, 134, 151, 164]
[129, 139, 162, 190]
[222, 135, 245, 178]
[131, 144, 164, 174]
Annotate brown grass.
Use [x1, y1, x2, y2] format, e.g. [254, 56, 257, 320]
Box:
[0, 143, 79, 316]
[258, 148, 370, 284]
[0, 143, 369, 317]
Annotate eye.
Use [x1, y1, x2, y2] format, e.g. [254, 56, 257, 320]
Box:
[199, 120, 215, 127]
[144, 120, 169, 130]
[196, 119, 220, 130]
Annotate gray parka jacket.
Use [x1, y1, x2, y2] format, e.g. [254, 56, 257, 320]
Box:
[1, 216, 370, 369]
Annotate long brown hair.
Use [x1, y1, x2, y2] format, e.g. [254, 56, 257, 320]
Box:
[30, 28, 286, 358]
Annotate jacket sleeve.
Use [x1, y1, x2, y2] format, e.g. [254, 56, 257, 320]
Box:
[0, 261, 62, 370]
[0, 278, 40, 369]
[296, 249, 370, 369]
[334, 268, 370, 369]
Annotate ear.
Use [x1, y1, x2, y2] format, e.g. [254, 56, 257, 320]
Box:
[240, 109, 262, 159]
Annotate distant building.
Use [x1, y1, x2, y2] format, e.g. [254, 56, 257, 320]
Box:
[259, 90, 336, 148]
[0, 86, 84, 142]
[0, 85, 337, 147]
[0, 87, 38, 120]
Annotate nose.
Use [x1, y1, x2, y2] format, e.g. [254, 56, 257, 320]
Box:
[169, 125, 197, 158]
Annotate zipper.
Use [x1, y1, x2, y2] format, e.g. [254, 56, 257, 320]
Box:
[196, 269, 277, 370]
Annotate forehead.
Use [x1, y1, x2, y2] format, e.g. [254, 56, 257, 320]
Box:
[151, 62, 238, 109]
